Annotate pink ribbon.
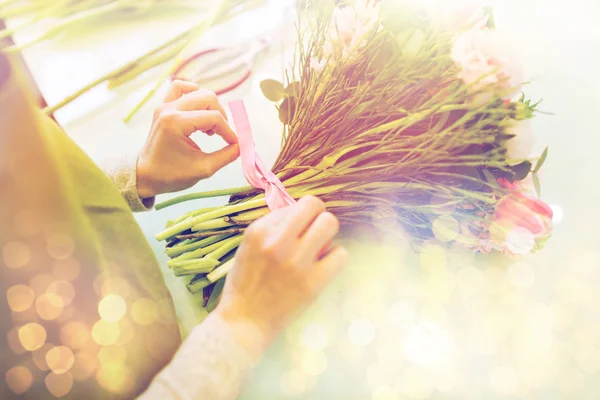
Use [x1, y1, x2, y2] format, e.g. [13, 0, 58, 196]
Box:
[228, 100, 296, 210]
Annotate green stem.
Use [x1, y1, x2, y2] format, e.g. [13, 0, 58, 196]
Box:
[155, 185, 254, 210]
[205, 235, 243, 260]
[165, 233, 233, 258]
[172, 259, 220, 277]
[207, 259, 235, 283]
[192, 218, 235, 231]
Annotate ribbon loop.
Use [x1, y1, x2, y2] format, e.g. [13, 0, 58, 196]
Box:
[228, 100, 296, 210]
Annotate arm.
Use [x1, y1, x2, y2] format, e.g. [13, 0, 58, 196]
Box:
[139, 197, 349, 400]
[103, 154, 156, 212]
[105, 80, 240, 213]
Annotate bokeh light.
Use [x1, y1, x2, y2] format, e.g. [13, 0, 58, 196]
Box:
[98, 295, 126, 323]
[7, 284, 36, 312]
[348, 318, 376, 347]
[3, 241, 31, 269]
[131, 298, 156, 325]
[46, 346, 75, 374]
[98, 345, 127, 365]
[45, 372, 73, 397]
[47, 280, 76, 306]
[92, 320, 120, 346]
[46, 233, 75, 260]
[301, 323, 328, 351]
[5, 366, 33, 395]
[18, 322, 47, 351]
[507, 261, 536, 289]
[95, 364, 134, 394]
[36, 292, 65, 320]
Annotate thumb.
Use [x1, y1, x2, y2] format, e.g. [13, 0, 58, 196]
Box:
[199, 144, 240, 176]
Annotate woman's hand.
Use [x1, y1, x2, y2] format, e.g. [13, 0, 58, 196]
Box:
[215, 196, 349, 358]
[136, 80, 240, 199]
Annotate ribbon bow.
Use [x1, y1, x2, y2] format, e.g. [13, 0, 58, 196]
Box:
[228, 100, 296, 210]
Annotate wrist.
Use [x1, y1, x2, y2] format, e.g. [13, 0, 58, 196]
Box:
[213, 305, 275, 361]
[136, 155, 156, 199]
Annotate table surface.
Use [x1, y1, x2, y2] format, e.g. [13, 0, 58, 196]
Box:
[10, 1, 600, 398]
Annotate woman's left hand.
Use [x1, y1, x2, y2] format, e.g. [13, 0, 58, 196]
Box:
[136, 80, 240, 199]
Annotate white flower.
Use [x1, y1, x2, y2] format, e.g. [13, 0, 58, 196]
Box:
[505, 119, 535, 160]
[451, 28, 523, 100]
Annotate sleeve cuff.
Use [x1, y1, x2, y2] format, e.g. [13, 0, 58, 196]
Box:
[103, 154, 155, 212]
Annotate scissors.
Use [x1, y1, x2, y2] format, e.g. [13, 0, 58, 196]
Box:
[171, 38, 271, 96]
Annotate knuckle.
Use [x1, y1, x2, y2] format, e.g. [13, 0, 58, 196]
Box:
[322, 212, 339, 230]
[156, 110, 178, 129]
[302, 195, 324, 210]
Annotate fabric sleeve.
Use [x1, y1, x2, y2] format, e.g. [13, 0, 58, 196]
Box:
[102, 154, 156, 212]
[138, 312, 257, 400]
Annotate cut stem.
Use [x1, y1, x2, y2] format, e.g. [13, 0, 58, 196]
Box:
[156, 185, 254, 210]
[176, 228, 245, 240]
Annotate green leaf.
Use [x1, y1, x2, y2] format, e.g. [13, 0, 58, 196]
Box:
[533, 173, 541, 198]
[285, 82, 301, 97]
[260, 79, 285, 102]
[534, 147, 548, 173]
[482, 169, 499, 187]
[510, 160, 532, 182]
[279, 97, 297, 125]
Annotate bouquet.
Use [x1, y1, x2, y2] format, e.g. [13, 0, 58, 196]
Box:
[155, 0, 553, 304]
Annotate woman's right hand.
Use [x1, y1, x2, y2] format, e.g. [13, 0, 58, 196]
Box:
[214, 196, 349, 358]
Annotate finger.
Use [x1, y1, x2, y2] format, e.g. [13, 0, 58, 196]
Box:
[175, 89, 228, 121]
[277, 196, 326, 239]
[176, 110, 238, 144]
[297, 212, 340, 262]
[164, 80, 201, 103]
[306, 246, 349, 295]
[197, 144, 240, 178]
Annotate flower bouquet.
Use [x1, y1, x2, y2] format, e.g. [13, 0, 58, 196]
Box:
[155, 0, 553, 304]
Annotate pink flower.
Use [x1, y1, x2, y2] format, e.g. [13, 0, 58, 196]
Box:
[487, 178, 553, 255]
[310, 0, 380, 72]
[505, 120, 535, 160]
[451, 29, 523, 100]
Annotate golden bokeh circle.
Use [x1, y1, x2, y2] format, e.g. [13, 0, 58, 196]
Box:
[47, 280, 76, 306]
[46, 346, 75, 374]
[3, 241, 31, 269]
[5, 366, 33, 395]
[35, 292, 65, 321]
[131, 298, 156, 326]
[95, 364, 134, 394]
[98, 345, 127, 365]
[18, 322, 47, 351]
[45, 372, 73, 397]
[92, 320, 120, 346]
[46, 233, 76, 260]
[98, 295, 127, 323]
[6, 284, 35, 312]
[30, 273, 55, 296]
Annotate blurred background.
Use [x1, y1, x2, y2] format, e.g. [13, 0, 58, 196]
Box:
[3, 0, 600, 398]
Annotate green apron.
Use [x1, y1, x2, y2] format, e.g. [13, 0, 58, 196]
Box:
[0, 58, 181, 399]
